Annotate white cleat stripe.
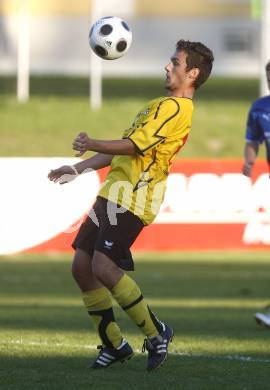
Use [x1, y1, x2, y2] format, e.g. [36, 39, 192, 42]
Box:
[157, 349, 167, 353]
[96, 359, 107, 366]
[103, 353, 115, 360]
[160, 322, 166, 331]
[99, 356, 112, 363]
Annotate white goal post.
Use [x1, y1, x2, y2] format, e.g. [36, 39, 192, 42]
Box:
[89, 0, 102, 109]
[17, 0, 30, 102]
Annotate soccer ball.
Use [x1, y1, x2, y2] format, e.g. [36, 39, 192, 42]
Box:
[89, 16, 132, 60]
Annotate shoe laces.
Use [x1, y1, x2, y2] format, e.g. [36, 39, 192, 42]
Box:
[142, 337, 157, 353]
[142, 334, 165, 353]
[142, 339, 147, 353]
[96, 345, 106, 356]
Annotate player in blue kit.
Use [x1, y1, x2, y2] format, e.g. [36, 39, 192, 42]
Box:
[242, 61, 270, 177]
[242, 60, 270, 328]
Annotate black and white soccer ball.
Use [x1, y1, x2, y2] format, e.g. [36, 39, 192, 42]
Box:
[89, 16, 132, 60]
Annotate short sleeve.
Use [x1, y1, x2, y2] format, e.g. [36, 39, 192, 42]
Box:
[124, 98, 180, 156]
[245, 108, 264, 144]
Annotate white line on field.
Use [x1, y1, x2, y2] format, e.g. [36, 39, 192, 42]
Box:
[2, 340, 270, 364]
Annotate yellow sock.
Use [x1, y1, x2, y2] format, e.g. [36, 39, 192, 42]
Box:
[111, 274, 163, 338]
[83, 287, 123, 348]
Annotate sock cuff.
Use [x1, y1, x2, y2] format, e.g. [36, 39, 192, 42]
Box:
[111, 274, 141, 306]
[82, 287, 112, 310]
[111, 274, 133, 295]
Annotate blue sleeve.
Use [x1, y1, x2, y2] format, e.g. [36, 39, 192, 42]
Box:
[245, 108, 264, 143]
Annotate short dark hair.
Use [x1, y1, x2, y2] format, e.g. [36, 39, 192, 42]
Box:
[176, 39, 214, 89]
[266, 61, 270, 72]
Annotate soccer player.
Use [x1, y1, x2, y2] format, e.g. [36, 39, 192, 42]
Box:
[242, 61, 270, 177]
[242, 61, 270, 328]
[48, 40, 214, 371]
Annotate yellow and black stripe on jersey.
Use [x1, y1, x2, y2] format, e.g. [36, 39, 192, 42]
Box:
[125, 97, 180, 155]
[98, 96, 193, 225]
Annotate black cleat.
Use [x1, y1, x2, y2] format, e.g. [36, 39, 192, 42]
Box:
[142, 323, 174, 371]
[91, 339, 133, 369]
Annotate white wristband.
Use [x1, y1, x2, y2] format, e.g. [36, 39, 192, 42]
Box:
[70, 165, 79, 176]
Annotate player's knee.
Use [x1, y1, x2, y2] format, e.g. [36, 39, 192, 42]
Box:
[92, 251, 122, 289]
[71, 249, 90, 281]
[91, 253, 105, 280]
[71, 256, 81, 281]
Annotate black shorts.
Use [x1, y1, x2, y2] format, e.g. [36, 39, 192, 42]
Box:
[72, 196, 144, 271]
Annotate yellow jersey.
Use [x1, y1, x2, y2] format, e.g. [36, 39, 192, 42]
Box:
[98, 96, 193, 225]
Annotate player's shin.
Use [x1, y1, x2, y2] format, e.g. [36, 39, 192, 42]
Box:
[111, 274, 163, 338]
[82, 287, 123, 348]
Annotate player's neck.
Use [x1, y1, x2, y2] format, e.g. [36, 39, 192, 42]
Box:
[167, 86, 194, 99]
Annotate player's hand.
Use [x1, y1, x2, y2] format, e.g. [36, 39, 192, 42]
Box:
[72, 132, 92, 157]
[48, 165, 78, 185]
[242, 162, 253, 177]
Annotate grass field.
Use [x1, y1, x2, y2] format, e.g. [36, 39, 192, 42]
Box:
[0, 76, 265, 159]
[1, 252, 270, 390]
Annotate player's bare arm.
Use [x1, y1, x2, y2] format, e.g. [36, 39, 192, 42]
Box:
[72, 132, 136, 157]
[242, 141, 259, 177]
[48, 153, 113, 183]
[74, 153, 114, 173]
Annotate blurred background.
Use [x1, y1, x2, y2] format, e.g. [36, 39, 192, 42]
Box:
[0, 0, 264, 76]
[0, 0, 269, 156]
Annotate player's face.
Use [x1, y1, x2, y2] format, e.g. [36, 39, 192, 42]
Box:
[165, 50, 192, 91]
[267, 69, 270, 90]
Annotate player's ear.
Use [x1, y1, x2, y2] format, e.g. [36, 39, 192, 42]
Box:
[189, 67, 200, 84]
[267, 70, 270, 89]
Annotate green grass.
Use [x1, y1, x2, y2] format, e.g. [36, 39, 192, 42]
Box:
[0, 76, 264, 158]
[1, 252, 270, 390]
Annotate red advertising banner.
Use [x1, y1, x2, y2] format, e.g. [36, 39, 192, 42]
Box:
[23, 159, 270, 253]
